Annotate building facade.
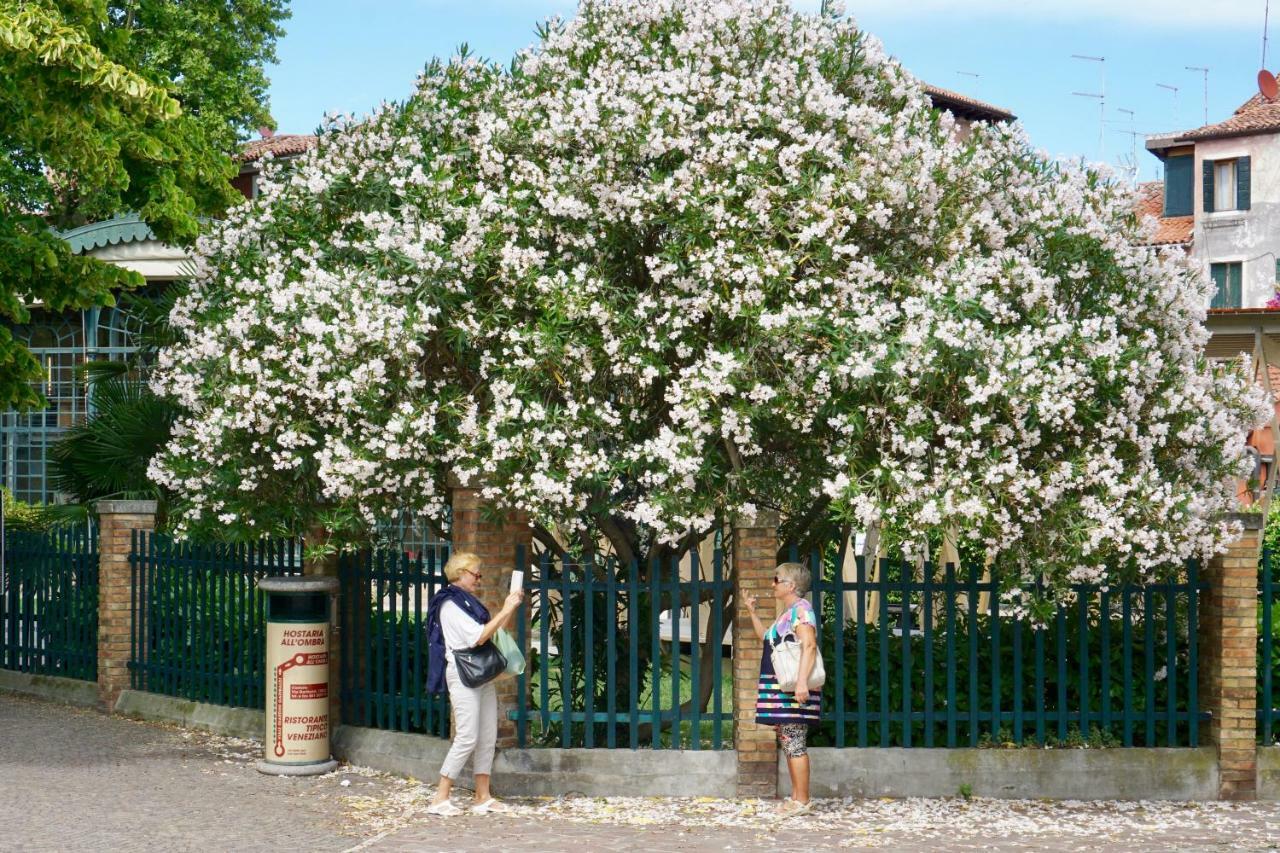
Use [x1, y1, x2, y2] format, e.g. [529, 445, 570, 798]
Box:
[1145, 93, 1280, 309]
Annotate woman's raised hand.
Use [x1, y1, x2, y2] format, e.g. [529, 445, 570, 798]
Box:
[744, 594, 758, 614]
[503, 589, 524, 613]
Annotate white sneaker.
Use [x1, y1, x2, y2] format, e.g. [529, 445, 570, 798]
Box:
[426, 800, 463, 817]
[470, 797, 512, 814]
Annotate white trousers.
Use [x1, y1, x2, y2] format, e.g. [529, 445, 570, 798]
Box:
[439, 664, 498, 781]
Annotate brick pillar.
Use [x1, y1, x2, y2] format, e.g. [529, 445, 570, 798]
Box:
[1199, 512, 1261, 800]
[732, 509, 780, 798]
[95, 500, 157, 711]
[449, 478, 532, 749]
[304, 526, 343, 727]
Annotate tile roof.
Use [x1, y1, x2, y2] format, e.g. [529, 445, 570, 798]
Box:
[923, 84, 1015, 123]
[237, 133, 317, 163]
[1175, 92, 1280, 142]
[1134, 181, 1193, 246]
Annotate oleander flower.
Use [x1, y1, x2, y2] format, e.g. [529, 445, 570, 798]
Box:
[150, 0, 1269, 604]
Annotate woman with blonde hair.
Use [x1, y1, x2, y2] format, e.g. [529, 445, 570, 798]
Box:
[746, 561, 821, 816]
[424, 551, 523, 817]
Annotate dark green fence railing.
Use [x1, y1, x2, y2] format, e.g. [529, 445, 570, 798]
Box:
[790, 545, 1208, 748]
[511, 546, 734, 750]
[1, 527, 98, 681]
[338, 545, 451, 738]
[1260, 548, 1279, 744]
[129, 531, 302, 709]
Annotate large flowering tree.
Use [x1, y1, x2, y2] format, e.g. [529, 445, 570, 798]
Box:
[151, 0, 1268, 606]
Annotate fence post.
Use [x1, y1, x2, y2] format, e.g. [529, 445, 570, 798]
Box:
[95, 500, 156, 712]
[448, 475, 532, 749]
[732, 509, 780, 798]
[1199, 512, 1261, 800]
[304, 526, 344, 729]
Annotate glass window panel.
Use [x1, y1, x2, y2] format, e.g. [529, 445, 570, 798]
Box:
[1214, 159, 1237, 211]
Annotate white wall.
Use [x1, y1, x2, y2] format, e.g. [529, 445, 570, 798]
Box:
[1193, 134, 1280, 308]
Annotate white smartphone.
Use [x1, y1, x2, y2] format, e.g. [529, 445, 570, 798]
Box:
[509, 570, 524, 594]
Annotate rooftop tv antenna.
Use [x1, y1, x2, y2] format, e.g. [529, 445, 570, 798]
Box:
[1266, 0, 1272, 67]
[956, 70, 980, 90]
[1186, 65, 1210, 124]
[1157, 82, 1180, 127]
[1072, 54, 1106, 161]
[1114, 108, 1138, 182]
[1262, 0, 1278, 100]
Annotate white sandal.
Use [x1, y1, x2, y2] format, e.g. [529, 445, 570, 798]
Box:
[470, 797, 512, 814]
[427, 799, 463, 817]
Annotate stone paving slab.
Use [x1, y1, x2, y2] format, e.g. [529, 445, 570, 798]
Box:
[4, 691, 1280, 852]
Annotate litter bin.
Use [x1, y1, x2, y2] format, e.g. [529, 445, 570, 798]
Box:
[257, 576, 340, 776]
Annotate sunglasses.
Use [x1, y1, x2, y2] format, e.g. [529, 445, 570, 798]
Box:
[772, 576, 792, 586]
[464, 568, 484, 581]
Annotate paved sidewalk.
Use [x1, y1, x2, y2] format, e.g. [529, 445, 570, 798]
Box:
[4, 691, 1280, 852]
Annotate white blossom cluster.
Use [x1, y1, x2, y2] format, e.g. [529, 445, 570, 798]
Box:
[149, 0, 1268, 597]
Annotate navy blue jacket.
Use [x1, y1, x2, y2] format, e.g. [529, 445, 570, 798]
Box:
[425, 584, 491, 694]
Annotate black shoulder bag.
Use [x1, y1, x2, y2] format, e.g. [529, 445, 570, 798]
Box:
[453, 641, 506, 688]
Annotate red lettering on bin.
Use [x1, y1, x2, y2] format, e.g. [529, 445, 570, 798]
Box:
[290, 683, 329, 700]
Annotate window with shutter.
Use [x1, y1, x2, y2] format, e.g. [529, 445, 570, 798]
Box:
[1214, 160, 1237, 211]
[1210, 262, 1243, 308]
[1203, 159, 1215, 213]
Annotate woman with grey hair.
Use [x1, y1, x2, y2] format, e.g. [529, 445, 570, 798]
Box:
[746, 561, 820, 816]
[424, 551, 523, 817]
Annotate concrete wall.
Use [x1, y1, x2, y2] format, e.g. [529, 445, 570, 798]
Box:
[113, 689, 264, 740]
[788, 747, 1219, 801]
[1258, 746, 1280, 800]
[1194, 134, 1280, 308]
[0, 669, 98, 708]
[87, 688, 738, 798]
[334, 725, 738, 798]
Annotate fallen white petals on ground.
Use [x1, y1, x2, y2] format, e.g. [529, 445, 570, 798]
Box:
[170, 723, 1280, 848]
[507, 794, 1280, 843]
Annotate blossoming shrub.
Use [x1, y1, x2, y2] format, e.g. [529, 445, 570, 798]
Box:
[149, 0, 1268, 604]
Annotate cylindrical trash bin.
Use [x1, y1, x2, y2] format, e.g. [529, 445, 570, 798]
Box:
[257, 576, 340, 776]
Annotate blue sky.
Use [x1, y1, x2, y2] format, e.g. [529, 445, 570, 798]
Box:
[268, 1, 1274, 183]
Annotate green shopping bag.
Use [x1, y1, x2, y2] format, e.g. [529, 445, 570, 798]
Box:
[494, 628, 526, 677]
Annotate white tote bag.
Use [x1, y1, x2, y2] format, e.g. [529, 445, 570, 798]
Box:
[768, 608, 826, 692]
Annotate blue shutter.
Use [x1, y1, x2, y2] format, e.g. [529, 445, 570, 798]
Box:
[1210, 263, 1228, 308]
[1163, 156, 1193, 216]
[1203, 159, 1215, 213]
[1237, 156, 1252, 211]
[1229, 262, 1243, 307]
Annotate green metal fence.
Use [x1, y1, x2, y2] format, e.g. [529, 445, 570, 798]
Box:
[1, 527, 98, 681]
[338, 545, 451, 738]
[1260, 548, 1279, 744]
[512, 546, 734, 750]
[129, 531, 301, 708]
[793, 545, 1207, 748]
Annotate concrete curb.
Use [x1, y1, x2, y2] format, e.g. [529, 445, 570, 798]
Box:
[1258, 746, 1280, 800]
[4, 678, 1242, 802]
[0, 669, 98, 707]
[113, 689, 265, 740]
[331, 725, 738, 797]
[789, 746, 1220, 801]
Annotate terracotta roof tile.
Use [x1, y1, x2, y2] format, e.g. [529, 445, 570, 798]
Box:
[923, 84, 1015, 123]
[237, 134, 317, 163]
[1134, 181, 1193, 246]
[1176, 93, 1280, 142]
